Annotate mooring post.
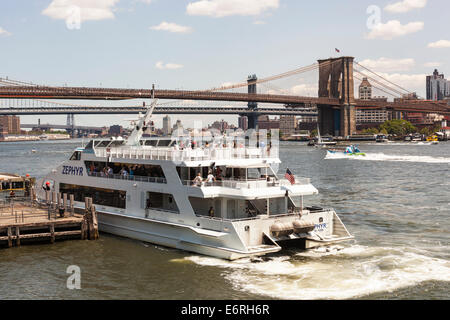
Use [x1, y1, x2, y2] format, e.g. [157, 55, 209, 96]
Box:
[69, 194, 74, 216]
[50, 224, 55, 244]
[7, 227, 12, 248]
[16, 227, 20, 246]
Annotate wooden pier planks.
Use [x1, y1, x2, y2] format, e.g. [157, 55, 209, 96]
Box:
[0, 196, 99, 248]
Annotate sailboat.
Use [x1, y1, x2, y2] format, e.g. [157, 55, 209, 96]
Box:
[312, 125, 336, 147]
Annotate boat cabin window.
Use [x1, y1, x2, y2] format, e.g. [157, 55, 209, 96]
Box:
[95, 140, 111, 148]
[157, 139, 172, 147]
[85, 161, 166, 179]
[70, 151, 81, 161]
[59, 183, 126, 209]
[109, 140, 125, 147]
[84, 140, 94, 149]
[146, 192, 179, 213]
[142, 140, 158, 146]
[11, 181, 24, 189]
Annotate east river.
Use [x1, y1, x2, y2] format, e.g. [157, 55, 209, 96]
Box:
[0, 139, 449, 299]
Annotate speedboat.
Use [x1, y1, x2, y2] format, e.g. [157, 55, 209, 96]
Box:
[327, 145, 366, 156]
[35, 98, 354, 260]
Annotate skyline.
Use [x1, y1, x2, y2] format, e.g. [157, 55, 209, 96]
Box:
[1, 0, 449, 128]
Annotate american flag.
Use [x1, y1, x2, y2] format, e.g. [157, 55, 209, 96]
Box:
[285, 168, 295, 185]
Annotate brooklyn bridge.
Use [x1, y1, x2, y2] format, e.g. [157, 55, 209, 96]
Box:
[1, 56, 449, 136]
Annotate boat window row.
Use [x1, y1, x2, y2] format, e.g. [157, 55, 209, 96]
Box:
[59, 183, 126, 209]
[188, 196, 297, 220]
[85, 161, 166, 183]
[177, 165, 276, 186]
[1, 181, 24, 190]
[83, 138, 175, 150]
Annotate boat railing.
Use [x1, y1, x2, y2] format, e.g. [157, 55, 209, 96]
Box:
[183, 176, 310, 189]
[93, 146, 279, 162]
[87, 171, 167, 184]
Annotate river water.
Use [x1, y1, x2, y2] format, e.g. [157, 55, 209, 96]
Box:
[0, 139, 449, 300]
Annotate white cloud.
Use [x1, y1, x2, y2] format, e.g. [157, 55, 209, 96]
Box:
[155, 61, 184, 70]
[150, 22, 193, 34]
[289, 83, 318, 96]
[384, 0, 427, 13]
[368, 72, 426, 96]
[0, 27, 12, 37]
[427, 40, 450, 48]
[366, 20, 424, 40]
[358, 57, 415, 72]
[424, 62, 441, 68]
[186, 0, 279, 18]
[42, 0, 119, 22]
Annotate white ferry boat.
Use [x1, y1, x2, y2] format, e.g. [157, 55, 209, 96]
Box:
[36, 100, 353, 260]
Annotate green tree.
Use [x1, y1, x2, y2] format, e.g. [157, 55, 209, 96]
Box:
[361, 127, 378, 135]
[379, 119, 416, 136]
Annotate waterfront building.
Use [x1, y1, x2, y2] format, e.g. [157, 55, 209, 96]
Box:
[108, 125, 123, 137]
[279, 116, 296, 136]
[356, 93, 389, 124]
[0, 115, 20, 134]
[210, 119, 230, 132]
[257, 115, 280, 130]
[162, 115, 172, 136]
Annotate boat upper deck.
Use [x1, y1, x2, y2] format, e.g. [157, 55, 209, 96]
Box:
[84, 137, 279, 164]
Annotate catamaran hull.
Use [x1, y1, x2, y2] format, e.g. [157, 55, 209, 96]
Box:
[95, 210, 281, 260]
[94, 208, 353, 260]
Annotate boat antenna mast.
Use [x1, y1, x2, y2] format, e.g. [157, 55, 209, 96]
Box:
[126, 84, 158, 146]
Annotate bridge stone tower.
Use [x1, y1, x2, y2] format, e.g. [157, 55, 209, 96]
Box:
[317, 56, 356, 137]
[247, 74, 258, 129]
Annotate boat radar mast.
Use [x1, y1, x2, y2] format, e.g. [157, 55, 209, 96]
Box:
[126, 84, 158, 146]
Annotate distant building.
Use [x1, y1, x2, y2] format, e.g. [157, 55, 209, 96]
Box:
[108, 125, 123, 136]
[359, 77, 372, 100]
[162, 115, 172, 136]
[210, 119, 229, 132]
[0, 115, 20, 134]
[172, 119, 183, 132]
[279, 116, 296, 136]
[426, 69, 449, 101]
[238, 116, 248, 131]
[257, 115, 279, 130]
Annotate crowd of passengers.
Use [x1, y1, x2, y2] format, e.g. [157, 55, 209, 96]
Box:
[191, 167, 274, 187]
[174, 140, 272, 151]
[86, 162, 165, 179]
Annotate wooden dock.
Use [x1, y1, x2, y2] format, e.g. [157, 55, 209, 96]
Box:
[0, 192, 99, 248]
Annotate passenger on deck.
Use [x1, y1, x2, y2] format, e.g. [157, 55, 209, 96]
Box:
[193, 172, 203, 186]
[208, 207, 215, 217]
[206, 170, 216, 185]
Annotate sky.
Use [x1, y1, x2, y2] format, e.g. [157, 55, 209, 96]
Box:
[0, 0, 449, 128]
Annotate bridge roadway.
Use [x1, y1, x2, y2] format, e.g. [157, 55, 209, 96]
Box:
[0, 85, 449, 115]
[0, 106, 318, 116]
[0, 85, 338, 105]
[21, 123, 103, 131]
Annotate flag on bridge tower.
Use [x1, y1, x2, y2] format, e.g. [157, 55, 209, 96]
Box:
[285, 168, 295, 185]
[335, 48, 340, 53]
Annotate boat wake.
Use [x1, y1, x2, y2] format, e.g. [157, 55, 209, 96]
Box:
[180, 244, 450, 300]
[325, 152, 450, 164]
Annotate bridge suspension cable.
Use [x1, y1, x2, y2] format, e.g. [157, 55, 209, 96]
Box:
[353, 74, 402, 98]
[354, 62, 412, 95]
[354, 69, 405, 98]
